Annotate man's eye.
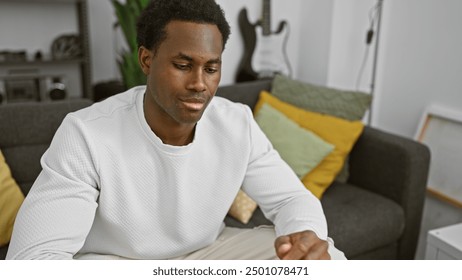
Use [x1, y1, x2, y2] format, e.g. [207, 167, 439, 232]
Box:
[174, 63, 189, 70]
[205, 67, 218, 74]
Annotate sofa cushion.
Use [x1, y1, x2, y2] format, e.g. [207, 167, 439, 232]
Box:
[255, 91, 364, 198]
[228, 189, 258, 224]
[0, 150, 25, 246]
[255, 103, 334, 180]
[321, 181, 405, 259]
[271, 74, 372, 121]
[271, 75, 372, 183]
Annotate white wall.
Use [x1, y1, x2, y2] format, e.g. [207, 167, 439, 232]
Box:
[0, 2, 77, 57]
[327, 0, 375, 91]
[87, 0, 120, 83]
[297, 0, 377, 124]
[297, 0, 334, 86]
[374, 0, 462, 137]
[297, 0, 462, 138]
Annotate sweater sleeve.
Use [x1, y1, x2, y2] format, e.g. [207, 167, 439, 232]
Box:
[6, 115, 100, 260]
[241, 106, 328, 240]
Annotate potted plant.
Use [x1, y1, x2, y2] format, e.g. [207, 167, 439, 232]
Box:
[111, 0, 150, 89]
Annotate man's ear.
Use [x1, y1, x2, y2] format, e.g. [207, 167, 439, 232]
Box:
[138, 46, 152, 75]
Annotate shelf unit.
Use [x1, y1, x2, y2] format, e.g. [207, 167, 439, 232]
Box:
[0, 0, 92, 103]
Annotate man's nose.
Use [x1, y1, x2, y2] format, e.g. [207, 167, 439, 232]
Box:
[187, 69, 206, 92]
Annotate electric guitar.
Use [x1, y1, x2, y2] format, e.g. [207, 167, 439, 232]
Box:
[235, 0, 292, 83]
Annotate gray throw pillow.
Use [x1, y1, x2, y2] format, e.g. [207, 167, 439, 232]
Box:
[271, 74, 371, 121]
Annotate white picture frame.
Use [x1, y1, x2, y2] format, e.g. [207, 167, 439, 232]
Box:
[415, 104, 462, 207]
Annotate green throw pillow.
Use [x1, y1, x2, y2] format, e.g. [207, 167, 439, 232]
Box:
[271, 74, 372, 182]
[255, 103, 334, 179]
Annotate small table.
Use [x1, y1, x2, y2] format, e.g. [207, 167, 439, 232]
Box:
[425, 223, 462, 260]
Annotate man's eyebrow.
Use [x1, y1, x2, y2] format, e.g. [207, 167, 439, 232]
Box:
[175, 52, 221, 64]
[207, 57, 222, 64]
[176, 53, 193, 62]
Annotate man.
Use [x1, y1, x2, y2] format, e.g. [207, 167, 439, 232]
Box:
[7, 0, 345, 260]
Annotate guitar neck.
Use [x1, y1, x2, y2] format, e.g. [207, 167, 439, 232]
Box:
[261, 0, 271, 36]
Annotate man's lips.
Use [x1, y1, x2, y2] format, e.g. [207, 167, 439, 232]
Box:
[179, 97, 206, 111]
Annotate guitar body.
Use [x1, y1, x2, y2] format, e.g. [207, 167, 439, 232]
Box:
[235, 3, 291, 83]
[252, 21, 291, 79]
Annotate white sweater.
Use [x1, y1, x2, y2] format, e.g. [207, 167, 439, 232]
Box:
[7, 86, 327, 260]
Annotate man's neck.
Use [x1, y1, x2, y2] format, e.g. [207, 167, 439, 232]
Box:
[155, 125, 196, 146]
[143, 94, 196, 146]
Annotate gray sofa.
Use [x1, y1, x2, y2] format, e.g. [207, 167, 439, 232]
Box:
[0, 79, 430, 259]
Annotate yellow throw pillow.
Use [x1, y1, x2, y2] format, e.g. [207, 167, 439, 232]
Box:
[0, 150, 25, 246]
[255, 91, 364, 198]
[228, 189, 258, 224]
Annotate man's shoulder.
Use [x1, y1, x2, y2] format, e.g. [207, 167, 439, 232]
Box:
[208, 96, 252, 116]
[70, 86, 145, 122]
[201, 96, 254, 133]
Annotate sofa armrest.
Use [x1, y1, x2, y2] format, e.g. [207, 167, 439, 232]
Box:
[0, 99, 93, 195]
[348, 126, 430, 259]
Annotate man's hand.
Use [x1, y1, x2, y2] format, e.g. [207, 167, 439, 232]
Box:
[274, 230, 330, 260]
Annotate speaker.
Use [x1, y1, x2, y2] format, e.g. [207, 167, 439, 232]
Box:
[48, 77, 67, 100]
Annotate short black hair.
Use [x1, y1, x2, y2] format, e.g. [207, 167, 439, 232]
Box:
[137, 0, 231, 53]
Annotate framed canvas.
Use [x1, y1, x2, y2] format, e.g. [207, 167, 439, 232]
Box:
[415, 104, 462, 207]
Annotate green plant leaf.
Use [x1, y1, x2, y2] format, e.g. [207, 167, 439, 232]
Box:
[111, 0, 149, 88]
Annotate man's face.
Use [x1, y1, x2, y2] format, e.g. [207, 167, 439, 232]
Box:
[140, 21, 223, 125]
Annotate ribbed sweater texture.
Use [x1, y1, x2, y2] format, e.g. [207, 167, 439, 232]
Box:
[7, 86, 327, 259]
